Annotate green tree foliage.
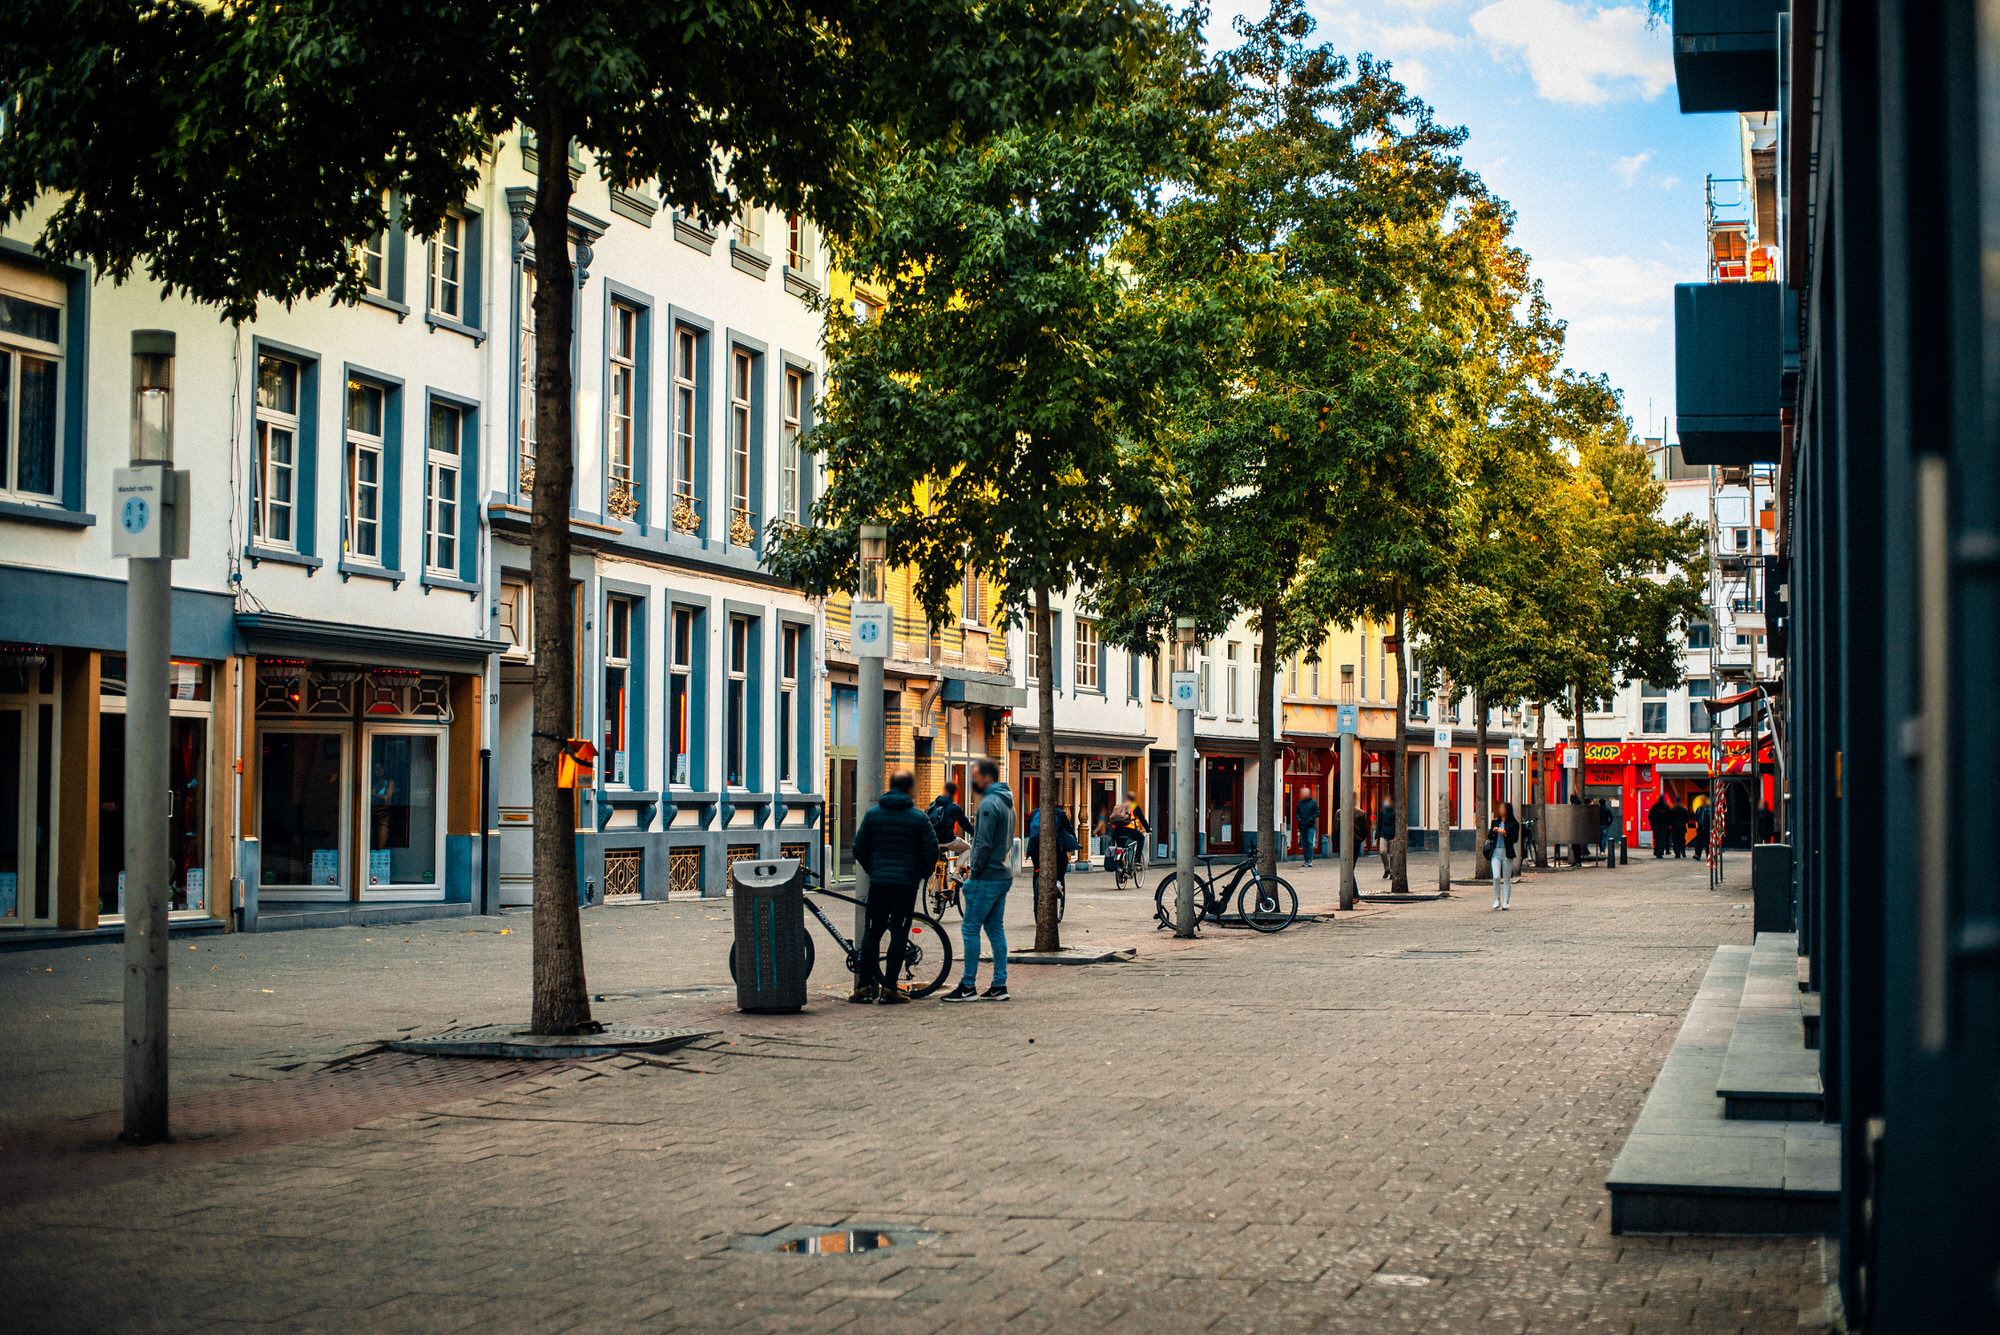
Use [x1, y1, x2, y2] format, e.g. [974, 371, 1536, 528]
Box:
[766, 16, 1210, 952]
[1, 0, 1152, 1031]
[1098, 0, 1509, 889]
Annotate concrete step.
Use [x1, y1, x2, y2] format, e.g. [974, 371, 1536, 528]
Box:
[1717, 932, 1823, 1120]
[1606, 944, 1839, 1235]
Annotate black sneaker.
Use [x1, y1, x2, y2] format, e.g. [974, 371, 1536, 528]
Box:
[982, 984, 1010, 1002]
[847, 985, 878, 1005]
[942, 983, 979, 1003]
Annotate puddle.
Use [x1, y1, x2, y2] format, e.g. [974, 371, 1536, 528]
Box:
[731, 1223, 936, 1256]
[778, 1230, 894, 1255]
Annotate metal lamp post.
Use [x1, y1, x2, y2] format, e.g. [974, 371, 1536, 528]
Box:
[852, 525, 889, 944]
[115, 331, 185, 1144]
[1171, 617, 1198, 937]
[1338, 702, 1358, 910]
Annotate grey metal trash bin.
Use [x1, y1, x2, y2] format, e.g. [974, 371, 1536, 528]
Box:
[732, 857, 809, 1013]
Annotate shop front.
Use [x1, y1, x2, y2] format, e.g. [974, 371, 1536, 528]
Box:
[1282, 742, 1334, 857]
[1009, 728, 1150, 866]
[238, 615, 492, 916]
[1557, 739, 1775, 848]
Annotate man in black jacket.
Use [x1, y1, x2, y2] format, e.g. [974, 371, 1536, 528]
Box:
[851, 770, 940, 1004]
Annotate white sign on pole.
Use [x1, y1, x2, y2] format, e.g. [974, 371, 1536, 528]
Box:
[1508, 736, 1525, 758]
[1170, 671, 1198, 710]
[1336, 704, 1358, 735]
[1434, 728, 1451, 752]
[112, 468, 166, 559]
[852, 601, 890, 658]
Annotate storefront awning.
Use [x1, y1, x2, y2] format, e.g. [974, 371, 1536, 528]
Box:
[236, 612, 502, 673]
[1194, 735, 1265, 758]
[942, 670, 1027, 709]
[1008, 727, 1155, 757]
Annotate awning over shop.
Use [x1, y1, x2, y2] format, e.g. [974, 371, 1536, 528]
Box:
[236, 612, 502, 674]
[1194, 735, 1264, 758]
[1008, 728, 1155, 757]
[942, 669, 1027, 709]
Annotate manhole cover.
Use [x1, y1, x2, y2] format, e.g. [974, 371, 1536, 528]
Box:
[388, 1024, 716, 1059]
[731, 1223, 936, 1255]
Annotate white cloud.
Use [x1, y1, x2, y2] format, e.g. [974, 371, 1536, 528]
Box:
[1310, 5, 1459, 91]
[1613, 151, 1651, 185]
[1536, 252, 1683, 334]
[1468, 0, 1673, 106]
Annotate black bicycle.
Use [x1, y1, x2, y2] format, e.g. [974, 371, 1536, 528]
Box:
[1152, 855, 1300, 933]
[727, 864, 955, 998]
[1103, 834, 1143, 891]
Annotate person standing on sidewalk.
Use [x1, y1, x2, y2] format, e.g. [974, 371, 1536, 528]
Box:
[849, 769, 940, 1005]
[945, 759, 1015, 1003]
[1647, 793, 1671, 859]
[1295, 793, 1321, 868]
[1487, 801, 1521, 910]
[1375, 798, 1397, 878]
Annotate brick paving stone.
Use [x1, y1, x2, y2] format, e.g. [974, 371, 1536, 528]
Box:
[0, 854, 1817, 1332]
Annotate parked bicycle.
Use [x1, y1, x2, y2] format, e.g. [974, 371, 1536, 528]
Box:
[927, 853, 966, 921]
[1152, 855, 1299, 933]
[727, 863, 955, 998]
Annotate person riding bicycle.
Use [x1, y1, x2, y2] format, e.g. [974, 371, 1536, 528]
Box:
[926, 782, 970, 845]
[1027, 805, 1079, 889]
[1105, 801, 1146, 874]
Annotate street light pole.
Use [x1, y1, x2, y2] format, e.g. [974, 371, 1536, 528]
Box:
[1436, 726, 1453, 893]
[853, 525, 889, 949]
[1172, 618, 1198, 937]
[117, 331, 182, 1144]
[1337, 703, 1357, 910]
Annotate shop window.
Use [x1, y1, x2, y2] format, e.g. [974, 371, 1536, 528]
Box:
[669, 606, 698, 786]
[366, 731, 442, 892]
[603, 596, 633, 785]
[670, 325, 706, 535]
[1074, 619, 1100, 692]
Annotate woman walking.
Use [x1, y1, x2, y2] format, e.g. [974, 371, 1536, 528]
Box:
[1488, 801, 1522, 910]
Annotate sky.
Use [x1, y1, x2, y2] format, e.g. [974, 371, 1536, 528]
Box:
[1204, 0, 1744, 445]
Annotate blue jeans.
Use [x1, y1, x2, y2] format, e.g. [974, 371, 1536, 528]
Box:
[960, 878, 1010, 986]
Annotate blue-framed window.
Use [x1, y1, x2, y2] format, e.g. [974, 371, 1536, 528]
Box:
[339, 369, 403, 578]
[602, 592, 646, 787]
[356, 191, 409, 316]
[725, 612, 762, 789]
[425, 207, 485, 340]
[726, 340, 764, 547]
[0, 250, 88, 525]
[249, 341, 320, 563]
[421, 393, 479, 585]
[604, 286, 651, 527]
[778, 361, 814, 526]
[778, 622, 806, 789]
[668, 602, 707, 788]
[668, 317, 711, 538]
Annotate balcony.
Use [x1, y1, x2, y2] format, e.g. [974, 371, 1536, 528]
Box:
[1675, 282, 1781, 465]
[1673, 0, 1780, 114]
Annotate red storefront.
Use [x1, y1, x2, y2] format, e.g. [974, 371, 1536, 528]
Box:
[1554, 739, 1776, 846]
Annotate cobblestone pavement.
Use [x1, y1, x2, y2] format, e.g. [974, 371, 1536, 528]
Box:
[0, 853, 1816, 1333]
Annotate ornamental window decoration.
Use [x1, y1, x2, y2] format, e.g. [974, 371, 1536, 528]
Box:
[667, 847, 702, 895]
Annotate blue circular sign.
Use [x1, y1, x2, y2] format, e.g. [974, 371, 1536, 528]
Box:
[121, 496, 150, 534]
[857, 620, 881, 644]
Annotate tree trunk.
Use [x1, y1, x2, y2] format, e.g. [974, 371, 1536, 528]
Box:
[1256, 600, 1280, 880]
[1033, 587, 1061, 953]
[528, 100, 593, 1036]
[1533, 700, 1548, 868]
[1472, 689, 1490, 880]
[1390, 596, 1409, 894]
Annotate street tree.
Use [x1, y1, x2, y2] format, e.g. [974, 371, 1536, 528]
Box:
[766, 21, 1211, 953]
[1100, 1, 1507, 890]
[1, 0, 1152, 1032]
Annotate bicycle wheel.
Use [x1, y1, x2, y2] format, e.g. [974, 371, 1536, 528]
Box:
[1153, 873, 1207, 931]
[1237, 875, 1299, 933]
[727, 930, 816, 981]
[874, 911, 954, 998]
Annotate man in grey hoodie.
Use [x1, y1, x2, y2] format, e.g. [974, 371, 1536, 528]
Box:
[944, 758, 1014, 1002]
